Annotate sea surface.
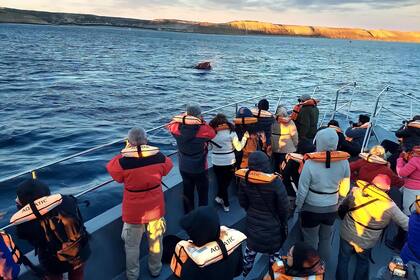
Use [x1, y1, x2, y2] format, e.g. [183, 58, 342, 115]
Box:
[0, 23, 419, 226]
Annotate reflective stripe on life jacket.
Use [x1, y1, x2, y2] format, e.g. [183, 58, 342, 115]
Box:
[290, 99, 319, 121]
[359, 153, 388, 165]
[172, 114, 203, 125]
[251, 108, 274, 118]
[170, 226, 246, 277]
[235, 169, 277, 184]
[303, 151, 350, 168]
[233, 117, 258, 125]
[408, 120, 420, 129]
[263, 258, 324, 280]
[121, 144, 160, 158]
[10, 194, 63, 226]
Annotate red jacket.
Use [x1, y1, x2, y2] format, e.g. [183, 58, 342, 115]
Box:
[350, 159, 404, 187]
[106, 152, 173, 224]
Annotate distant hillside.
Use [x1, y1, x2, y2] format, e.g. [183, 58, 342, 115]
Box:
[1, 7, 419, 43]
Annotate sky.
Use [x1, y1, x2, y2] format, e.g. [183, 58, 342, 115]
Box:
[1, 0, 420, 31]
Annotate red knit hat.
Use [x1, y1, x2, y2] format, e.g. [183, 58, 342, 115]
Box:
[372, 174, 391, 191]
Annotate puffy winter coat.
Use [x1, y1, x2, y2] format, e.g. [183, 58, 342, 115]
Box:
[397, 157, 420, 190]
[401, 213, 420, 264]
[167, 122, 216, 174]
[106, 150, 173, 224]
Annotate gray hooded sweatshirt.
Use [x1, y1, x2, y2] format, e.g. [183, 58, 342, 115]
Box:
[296, 128, 350, 213]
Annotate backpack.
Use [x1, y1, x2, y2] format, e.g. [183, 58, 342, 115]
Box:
[39, 196, 88, 269]
[0, 232, 21, 280]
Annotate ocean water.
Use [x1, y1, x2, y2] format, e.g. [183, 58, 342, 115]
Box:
[0, 23, 419, 226]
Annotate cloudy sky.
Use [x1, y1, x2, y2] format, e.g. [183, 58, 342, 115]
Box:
[1, 0, 420, 31]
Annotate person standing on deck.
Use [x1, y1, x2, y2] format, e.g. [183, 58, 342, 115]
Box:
[291, 94, 319, 141]
[209, 113, 248, 212]
[296, 128, 350, 266]
[336, 174, 409, 280]
[252, 99, 275, 153]
[167, 104, 216, 213]
[106, 127, 173, 279]
[397, 147, 420, 216]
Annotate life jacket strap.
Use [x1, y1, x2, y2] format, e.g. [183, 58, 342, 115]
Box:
[213, 150, 234, 155]
[29, 201, 43, 219]
[137, 145, 142, 158]
[125, 184, 161, 193]
[326, 151, 331, 168]
[216, 239, 228, 260]
[309, 188, 338, 195]
[348, 214, 384, 231]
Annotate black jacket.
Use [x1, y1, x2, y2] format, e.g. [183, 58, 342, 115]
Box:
[176, 206, 243, 280]
[396, 123, 420, 151]
[16, 195, 90, 274]
[295, 105, 319, 140]
[337, 131, 360, 157]
[238, 177, 289, 253]
[256, 116, 275, 145]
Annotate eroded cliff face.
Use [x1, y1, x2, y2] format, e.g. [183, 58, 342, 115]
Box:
[1, 8, 419, 43]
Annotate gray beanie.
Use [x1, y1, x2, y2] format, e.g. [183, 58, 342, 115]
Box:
[299, 94, 311, 102]
[186, 103, 202, 118]
[128, 127, 147, 146]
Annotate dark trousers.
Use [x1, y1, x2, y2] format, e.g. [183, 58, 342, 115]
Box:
[180, 170, 209, 214]
[213, 164, 235, 207]
[336, 237, 371, 280]
[272, 152, 286, 173]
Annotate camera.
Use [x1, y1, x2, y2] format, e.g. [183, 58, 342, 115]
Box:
[389, 257, 407, 278]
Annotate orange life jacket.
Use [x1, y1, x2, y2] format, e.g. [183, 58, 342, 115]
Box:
[170, 226, 246, 277]
[408, 120, 420, 129]
[304, 151, 350, 168]
[328, 125, 343, 134]
[280, 153, 305, 174]
[263, 258, 324, 280]
[233, 117, 258, 125]
[240, 132, 266, 168]
[251, 108, 274, 118]
[359, 153, 388, 165]
[290, 99, 319, 121]
[215, 123, 230, 132]
[172, 114, 203, 125]
[235, 169, 278, 184]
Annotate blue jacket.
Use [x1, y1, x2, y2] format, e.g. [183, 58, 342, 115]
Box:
[401, 213, 420, 264]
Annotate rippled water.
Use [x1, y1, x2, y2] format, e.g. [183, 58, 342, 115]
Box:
[0, 23, 419, 225]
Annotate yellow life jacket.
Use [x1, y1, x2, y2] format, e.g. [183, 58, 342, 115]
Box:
[263, 258, 324, 280]
[408, 120, 420, 129]
[233, 117, 258, 125]
[280, 153, 304, 174]
[290, 99, 319, 121]
[251, 108, 274, 118]
[235, 169, 277, 184]
[359, 153, 388, 165]
[121, 143, 160, 158]
[303, 151, 350, 168]
[356, 180, 392, 202]
[172, 114, 203, 125]
[170, 226, 246, 277]
[10, 194, 63, 226]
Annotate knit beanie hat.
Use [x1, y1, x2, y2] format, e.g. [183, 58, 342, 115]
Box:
[257, 99, 269, 111]
[128, 127, 147, 146]
[17, 179, 51, 206]
[299, 94, 311, 102]
[186, 103, 202, 118]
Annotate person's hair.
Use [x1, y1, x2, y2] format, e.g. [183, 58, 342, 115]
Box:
[186, 103, 202, 117]
[328, 120, 340, 127]
[359, 114, 370, 124]
[209, 113, 234, 132]
[291, 242, 321, 271]
[257, 99, 269, 111]
[128, 127, 147, 146]
[275, 106, 288, 117]
[369, 145, 385, 158]
[412, 115, 420, 121]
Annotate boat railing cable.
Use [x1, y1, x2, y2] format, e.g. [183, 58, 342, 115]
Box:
[0, 94, 269, 184]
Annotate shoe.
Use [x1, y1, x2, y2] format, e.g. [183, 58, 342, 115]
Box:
[223, 205, 230, 212]
[215, 196, 224, 205]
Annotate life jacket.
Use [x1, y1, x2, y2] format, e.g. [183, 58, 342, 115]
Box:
[170, 226, 246, 277]
[215, 123, 230, 132]
[0, 232, 21, 280]
[233, 117, 258, 125]
[280, 153, 304, 174]
[240, 132, 266, 168]
[263, 258, 324, 280]
[345, 122, 370, 142]
[172, 114, 203, 125]
[276, 117, 291, 124]
[290, 99, 319, 121]
[11, 195, 88, 269]
[121, 143, 160, 158]
[303, 151, 350, 168]
[235, 169, 277, 184]
[359, 153, 388, 165]
[408, 121, 420, 129]
[328, 125, 343, 134]
[251, 108, 274, 118]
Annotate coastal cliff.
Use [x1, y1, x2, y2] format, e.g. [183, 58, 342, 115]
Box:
[1, 7, 419, 43]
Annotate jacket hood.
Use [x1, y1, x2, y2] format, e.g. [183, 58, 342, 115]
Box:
[314, 128, 338, 152]
[180, 206, 220, 247]
[16, 179, 51, 206]
[248, 151, 272, 173]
